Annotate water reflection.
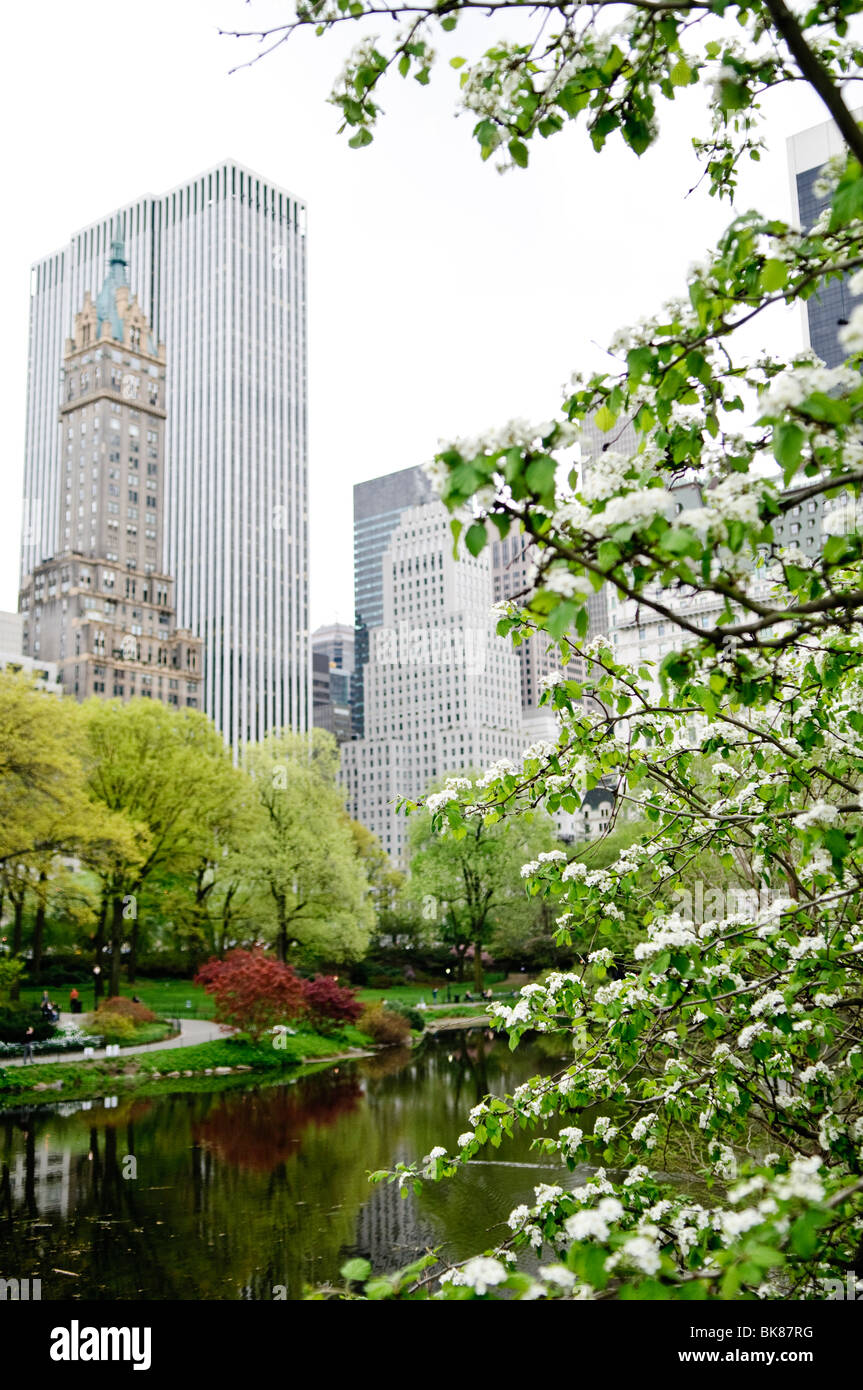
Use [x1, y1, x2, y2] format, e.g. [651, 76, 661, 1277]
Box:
[0, 1029, 582, 1300]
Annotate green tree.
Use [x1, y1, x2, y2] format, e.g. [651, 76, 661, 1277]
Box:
[408, 776, 557, 990]
[81, 699, 246, 995]
[242, 729, 374, 966]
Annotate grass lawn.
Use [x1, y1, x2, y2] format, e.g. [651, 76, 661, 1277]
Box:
[20, 977, 216, 1020]
[0, 1026, 373, 1106]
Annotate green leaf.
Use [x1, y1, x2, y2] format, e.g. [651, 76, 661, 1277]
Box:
[525, 455, 557, 498]
[594, 405, 616, 432]
[508, 138, 529, 168]
[465, 523, 488, 557]
[340, 1257, 372, 1282]
[760, 259, 788, 293]
[773, 422, 805, 481]
[669, 59, 692, 87]
[348, 128, 373, 150]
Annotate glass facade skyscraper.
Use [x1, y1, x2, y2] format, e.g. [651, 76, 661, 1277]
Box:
[788, 114, 863, 367]
[21, 159, 309, 750]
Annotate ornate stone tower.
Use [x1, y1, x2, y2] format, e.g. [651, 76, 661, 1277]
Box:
[19, 242, 203, 709]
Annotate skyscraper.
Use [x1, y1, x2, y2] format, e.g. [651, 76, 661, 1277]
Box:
[352, 465, 432, 735]
[788, 113, 863, 367]
[342, 497, 524, 863]
[19, 243, 203, 707]
[21, 159, 308, 749]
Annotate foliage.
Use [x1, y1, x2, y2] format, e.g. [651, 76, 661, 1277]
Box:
[407, 778, 557, 990]
[357, 1003, 412, 1046]
[230, 0, 863, 1301]
[301, 974, 363, 1029]
[242, 729, 374, 965]
[0, 957, 25, 1004]
[0, 1005, 54, 1044]
[388, 1004, 426, 1033]
[195, 948, 307, 1042]
[88, 1011, 137, 1044]
[95, 995, 157, 1025]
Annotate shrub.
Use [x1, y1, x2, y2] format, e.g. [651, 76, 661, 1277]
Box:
[357, 1003, 411, 1046]
[89, 1011, 136, 1044]
[300, 975, 363, 1030]
[194, 949, 306, 1043]
[96, 996, 156, 1025]
[0, 1005, 55, 1044]
[390, 1005, 426, 1033]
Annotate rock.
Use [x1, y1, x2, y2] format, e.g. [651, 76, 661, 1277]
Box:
[214, 1066, 232, 1075]
[33, 1082, 49, 1091]
[204, 1069, 213, 1075]
[150, 1072, 161, 1079]
[166, 1071, 181, 1079]
[234, 1065, 252, 1072]
[183, 1070, 193, 1077]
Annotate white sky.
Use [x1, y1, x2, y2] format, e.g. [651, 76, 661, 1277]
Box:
[0, 0, 835, 629]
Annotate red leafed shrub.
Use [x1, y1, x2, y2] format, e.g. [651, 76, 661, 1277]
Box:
[300, 975, 363, 1030]
[97, 996, 156, 1024]
[194, 949, 306, 1043]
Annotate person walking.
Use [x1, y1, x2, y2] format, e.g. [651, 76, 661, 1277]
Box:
[69, 987, 81, 1015]
[23, 1025, 35, 1064]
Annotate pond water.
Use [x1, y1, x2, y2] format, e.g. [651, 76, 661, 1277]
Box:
[0, 1028, 596, 1300]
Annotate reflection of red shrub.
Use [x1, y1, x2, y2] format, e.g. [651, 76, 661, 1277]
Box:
[300, 975, 362, 1029]
[194, 1075, 362, 1170]
[194, 950, 305, 1042]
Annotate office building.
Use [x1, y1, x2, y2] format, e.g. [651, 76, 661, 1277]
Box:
[352, 465, 432, 736]
[22, 160, 308, 748]
[19, 245, 203, 707]
[788, 113, 863, 367]
[342, 499, 524, 863]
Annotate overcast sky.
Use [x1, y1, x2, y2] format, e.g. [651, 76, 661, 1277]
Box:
[0, 1, 833, 630]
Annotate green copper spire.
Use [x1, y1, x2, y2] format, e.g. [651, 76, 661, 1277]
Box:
[95, 238, 128, 343]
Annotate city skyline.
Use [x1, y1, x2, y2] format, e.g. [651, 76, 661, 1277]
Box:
[21, 158, 309, 749]
[0, 0, 826, 644]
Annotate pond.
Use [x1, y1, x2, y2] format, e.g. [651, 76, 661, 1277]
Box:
[0, 1028, 597, 1300]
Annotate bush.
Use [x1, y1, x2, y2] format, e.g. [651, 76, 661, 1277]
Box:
[0, 1005, 55, 1044]
[89, 1011, 136, 1044]
[389, 1005, 426, 1033]
[194, 949, 306, 1043]
[300, 975, 363, 1030]
[357, 1003, 411, 1046]
[96, 996, 156, 1025]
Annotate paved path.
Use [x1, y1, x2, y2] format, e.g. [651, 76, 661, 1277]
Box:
[4, 1015, 227, 1068]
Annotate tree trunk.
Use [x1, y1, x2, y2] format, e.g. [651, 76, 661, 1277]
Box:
[92, 895, 108, 1008]
[12, 897, 24, 956]
[10, 896, 24, 998]
[473, 940, 484, 994]
[30, 873, 48, 983]
[276, 896, 287, 962]
[128, 910, 140, 984]
[109, 896, 124, 997]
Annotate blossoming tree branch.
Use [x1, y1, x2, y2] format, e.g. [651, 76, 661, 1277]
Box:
[230, 2, 863, 1298]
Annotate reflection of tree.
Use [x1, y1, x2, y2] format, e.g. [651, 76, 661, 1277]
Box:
[0, 1031, 584, 1299]
[193, 1075, 362, 1171]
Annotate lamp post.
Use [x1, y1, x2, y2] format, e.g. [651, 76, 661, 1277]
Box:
[93, 964, 101, 1010]
[445, 967, 451, 1004]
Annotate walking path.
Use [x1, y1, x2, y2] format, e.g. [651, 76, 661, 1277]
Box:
[4, 1015, 227, 1068]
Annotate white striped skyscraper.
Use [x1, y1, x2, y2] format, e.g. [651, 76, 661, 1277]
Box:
[22, 159, 309, 749]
